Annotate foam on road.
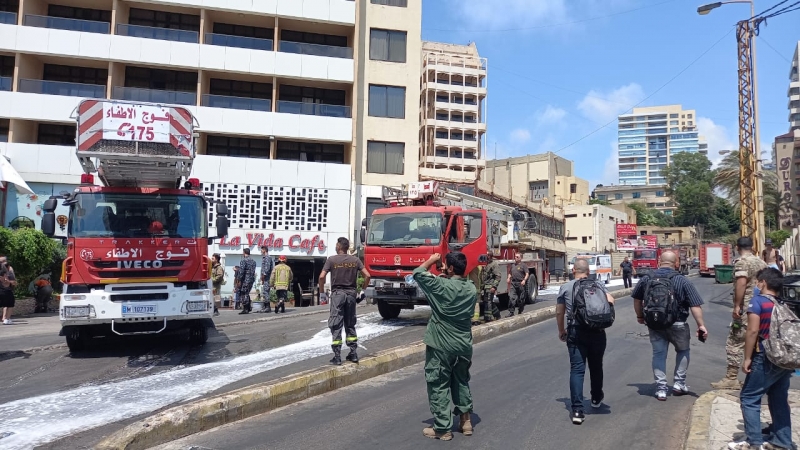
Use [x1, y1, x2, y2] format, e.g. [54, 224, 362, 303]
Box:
[0, 313, 406, 450]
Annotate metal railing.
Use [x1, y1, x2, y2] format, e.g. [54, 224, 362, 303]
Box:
[117, 24, 199, 43]
[24, 14, 110, 33]
[0, 76, 11, 92]
[0, 11, 17, 24]
[205, 33, 273, 51]
[278, 41, 353, 59]
[18, 79, 106, 98]
[201, 94, 271, 112]
[276, 100, 351, 118]
[112, 86, 196, 105]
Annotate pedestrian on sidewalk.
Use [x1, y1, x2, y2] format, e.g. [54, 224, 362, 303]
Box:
[713, 237, 767, 389]
[728, 268, 794, 450]
[620, 257, 634, 289]
[557, 258, 615, 425]
[270, 256, 293, 314]
[236, 249, 257, 314]
[507, 254, 529, 317]
[413, 252, 477, 441]
[233, 266, 241, 309]
[318, 237, 370, 366]
[480, 252, 501, 322]
[633, 251, 708, 401]
[0, 256, 17, 325]
[211, 253, 224, 316]
[260, 245, 275, 313]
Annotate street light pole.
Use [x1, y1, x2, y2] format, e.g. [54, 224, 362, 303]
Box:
[749, 1, 766, 251]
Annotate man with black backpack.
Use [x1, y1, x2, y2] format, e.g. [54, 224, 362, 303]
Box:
[557, 259, 616, 425]
[633, 251, 708, 401]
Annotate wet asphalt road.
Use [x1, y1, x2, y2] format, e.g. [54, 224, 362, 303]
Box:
[156, 277, 798, 450]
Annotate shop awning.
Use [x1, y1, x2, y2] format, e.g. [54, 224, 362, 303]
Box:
[0, 156, 34, 195]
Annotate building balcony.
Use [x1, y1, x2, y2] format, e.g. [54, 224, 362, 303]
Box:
[117, 24, 199, 43]
[433, 100, 479, 113]
[201, 94, 271, 112]
[0, 11, 16, 25]
[425, 81, 486, 96]
[425, 118, 486, 131]
[434, 137, 479, 149]
[24, 14, 110, 34]
[276, 100, 351, 118]
[112, 86, 196, 106]
[205, 33, 273, 51]
[0, 76, 10, 91]
[419, 166, 482, 183]
[422, 155, 484, 167]
[18, 79, 106, 98]
[278, 41, 352, 59]
[423, 62, 486, 77]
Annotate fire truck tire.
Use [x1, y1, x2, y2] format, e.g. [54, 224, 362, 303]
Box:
[525, 277, 538, 305]
[377, 301, 401, 320]
[188, 322, 209, 345]
[65, 327, 89, 353]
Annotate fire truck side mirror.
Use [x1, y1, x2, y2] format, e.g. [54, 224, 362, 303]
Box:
[215, 216, 229, 238]
[42, 213, 56, 237]
[361, 218, 367, 227]
[216, 202, 229, 216]
[359, 228, 366, 244]
[43, 198, 58, 213]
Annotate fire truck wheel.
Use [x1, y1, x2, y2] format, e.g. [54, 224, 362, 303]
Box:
[188, 322, 209, 345]
[65, 327, 89, 353]
[377, 301, 401, 320]
[525, 277, 538, 305]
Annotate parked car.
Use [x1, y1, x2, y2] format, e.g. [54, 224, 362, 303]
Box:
[691, 257, 700, 269]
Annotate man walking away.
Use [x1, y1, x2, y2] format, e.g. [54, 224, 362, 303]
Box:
[620, 257, 634, 289]
[211, 253, 224, 316]
[260, 245, 275, 313]
[633, 251, 708, 400]
[319, 237, 370, 365]
[270, 255, 293, 314]
[414, 252, 477, 441]
[507, 254, 529, 317]
[728, 268, 794, 450]
[480, 252, 501, 322]
[236, 249, 257, 315]
[557, 259, 615, 425]
[0, 256, 16, 325]
[713, 237, 767, 389]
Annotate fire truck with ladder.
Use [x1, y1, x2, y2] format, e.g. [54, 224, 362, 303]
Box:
[41, 99, 230, 352]
[360, 181, 548, 320]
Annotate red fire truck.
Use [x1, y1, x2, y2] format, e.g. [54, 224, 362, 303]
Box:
[632, 246, 690, 277]
[699, 242, 732, 277]
[41, 99, 229, 352]
[361, 182, 547, 320]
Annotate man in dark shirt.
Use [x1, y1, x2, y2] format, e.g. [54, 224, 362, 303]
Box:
[620, 257, 634, 289]
[507, 254, 529, 317]
[236, 249, 257, 315]
[632, 251, 707, 400]
[319, 237, 371, 365]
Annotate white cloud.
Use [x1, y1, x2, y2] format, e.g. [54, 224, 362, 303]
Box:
[577, 83, 645, 124]
[509, 128, 532, 144]
[697, 117, 736, 167]
[534, 105, 567, 125]
[601, 141, 619, 186]
[449, 0, 631, 31]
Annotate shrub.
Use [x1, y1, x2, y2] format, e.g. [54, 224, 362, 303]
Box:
[0, 228, 61, 296]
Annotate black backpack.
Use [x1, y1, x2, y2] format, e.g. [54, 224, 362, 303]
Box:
[572, 279, 615, 330]
[642, 273, 680, 330]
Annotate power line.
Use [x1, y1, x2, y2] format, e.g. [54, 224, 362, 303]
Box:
[492, 66, 634, 107]
[752, 0, 790, 18]
[759, 36, 792, 62]
[423, 0, 680, 33]
[551, 27, 735, 154]
[759, 0, 800, 18]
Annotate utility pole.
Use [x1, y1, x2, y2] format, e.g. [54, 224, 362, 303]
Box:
[736, 19, 761, 253]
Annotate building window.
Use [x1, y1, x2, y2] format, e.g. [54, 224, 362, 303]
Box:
[48, 4, 111, 23]
[371, 0, 407, 6]
[598, 194, 607, 201]
[43, 64, 108, 85]
[276, 141, 345, 163]
[565, 214, 578, 218]
[279, 84, 346, 106]
[582, 237, 588, 244]
[207, 135, 269, 159]
[632, 192, 641, 199]
[212, 22, 273, 40]
[369, 29, 407, 63]
[670, 113, 678, 118]
[566, 237, 578, 241]
[124, 66, 197, 92]
[615, 193, 623, 200]
[656, 190, 665, 197]
[280, 29, 347, 47]
[570, 183, 577, 194]
[210, 78, 272, 100]
[0, 119, 8, 143]
[128, 8, 200, 32]
[366, 198, 384, 220]
[368, 85, 405, 119]
[37, 124, 76, 146]
[0, 55, 13, 78]
[367, 141, 404, 174]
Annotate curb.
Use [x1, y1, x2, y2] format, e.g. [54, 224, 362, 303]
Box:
[95, 287, 634, 450]
[683, 390, 722, 450]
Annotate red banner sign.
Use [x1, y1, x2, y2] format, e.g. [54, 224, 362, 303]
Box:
[615, 224, 638, 251]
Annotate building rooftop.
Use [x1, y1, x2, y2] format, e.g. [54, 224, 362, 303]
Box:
[594, 184, 668, 192]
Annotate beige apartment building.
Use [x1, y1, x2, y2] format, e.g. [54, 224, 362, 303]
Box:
[563, 204, 630, 253]
[594, 184, 677, 216]
[790, 42, 799, 133]
[419, 41, 487, 185]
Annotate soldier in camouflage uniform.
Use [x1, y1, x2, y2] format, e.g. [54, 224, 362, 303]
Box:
[711, 237, 767, 389]
[236, 248, 258, 315]
[480, 252, 502, 322]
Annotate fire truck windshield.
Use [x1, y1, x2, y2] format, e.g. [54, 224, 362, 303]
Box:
[634, 249, 658, 260]
[69, 193, 207, 238]
[367, 212, 443, 246]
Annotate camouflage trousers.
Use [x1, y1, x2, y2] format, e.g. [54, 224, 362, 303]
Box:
[724, 320, 747, 379]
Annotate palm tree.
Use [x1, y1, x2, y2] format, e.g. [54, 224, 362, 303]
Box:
[713, 150, 779, 229]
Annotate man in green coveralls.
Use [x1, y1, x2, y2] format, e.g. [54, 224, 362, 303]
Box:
[413, 252, 477, 441]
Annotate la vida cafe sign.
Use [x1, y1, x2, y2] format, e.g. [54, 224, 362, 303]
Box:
[220, 233, 326, 255]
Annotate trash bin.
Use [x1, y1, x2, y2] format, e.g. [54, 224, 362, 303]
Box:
[715, 265, 734, 284]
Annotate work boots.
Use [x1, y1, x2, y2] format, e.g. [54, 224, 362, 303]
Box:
[330, 346, 342, 366]
[422, 427, 453, 441]
[345, 350, 359, 364]
[459, 413, 473, 436]
[711, 369, 743, 389]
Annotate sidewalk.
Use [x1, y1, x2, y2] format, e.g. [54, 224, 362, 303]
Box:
[685, 389, 800, 449]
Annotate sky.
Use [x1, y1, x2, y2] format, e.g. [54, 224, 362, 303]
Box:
[420, 0, 800, 189]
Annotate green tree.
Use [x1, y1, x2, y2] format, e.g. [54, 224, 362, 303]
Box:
[767, 229, 791, 248]
[626, 202, 672, 227]
[662, 152, 717, 227]
[0, 227, 60, 293]
[714, 150, 780, 228]
[589, 198, 611, 206]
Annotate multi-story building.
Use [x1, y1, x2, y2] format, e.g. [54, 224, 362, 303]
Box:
[0, 0, 424, 297]
[419, 41, 487, 185]
[594, 184, 677, 216]
[617, 105, 706, 185]
[563, 204, 629, 253]
[791, 42, 799, 133]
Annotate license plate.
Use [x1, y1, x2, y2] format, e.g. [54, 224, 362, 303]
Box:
[122, 304, 156, 315]
[392, 282, 401, 289]
[64, 306, 90, 318]
[186, 301, 207, 312]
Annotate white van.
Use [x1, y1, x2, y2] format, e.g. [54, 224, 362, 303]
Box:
[568, 254, 612, 284]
